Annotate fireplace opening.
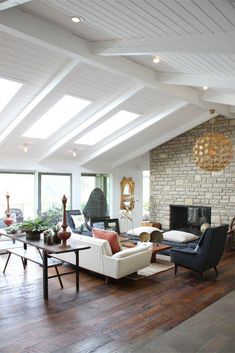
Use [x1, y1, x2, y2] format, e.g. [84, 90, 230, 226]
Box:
[170, 205, 211, 235]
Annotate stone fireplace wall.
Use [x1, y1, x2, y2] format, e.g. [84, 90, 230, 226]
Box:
[150, 116, 235, 229]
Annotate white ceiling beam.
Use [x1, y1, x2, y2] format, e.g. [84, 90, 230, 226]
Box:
[0, 7, 209, 108]
[0, 58, 80, 145]
[0, 0, 33, 11]
[229, 106, 235, 114]
[38, 83, 145, 162]
[93, 32, 235, 56]
[78, 102, 188, 166]
[157, 72, 235, 90]
[200, 91, 235, 106]
[112, 112, 210, 168]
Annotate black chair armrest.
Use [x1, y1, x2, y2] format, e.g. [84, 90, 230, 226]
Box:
[171, 247, 197, 255]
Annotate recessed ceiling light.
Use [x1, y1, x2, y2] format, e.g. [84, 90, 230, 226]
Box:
[203, 86, 208, 90]
[153, 56, 160, 64]
[72, 149, 77, 157]
[71, 16, 84, 23]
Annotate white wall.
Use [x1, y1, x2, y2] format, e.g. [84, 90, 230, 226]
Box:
[111, 153, 149, 232]
[0, 152, 150, 228]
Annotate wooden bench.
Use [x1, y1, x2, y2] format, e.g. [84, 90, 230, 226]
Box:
[3, 247, 64, 288]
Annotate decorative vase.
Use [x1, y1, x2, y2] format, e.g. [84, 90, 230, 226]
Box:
[53, 233, 61, 244]
[58, 195, 71, 247]
[4, 193, 14, 227]
[4, 213, 14, 227]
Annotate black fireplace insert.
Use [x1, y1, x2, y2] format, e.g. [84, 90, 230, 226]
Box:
[170, 205, 211, 235]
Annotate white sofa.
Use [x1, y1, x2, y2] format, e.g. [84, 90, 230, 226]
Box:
[53, 233, 152, 280]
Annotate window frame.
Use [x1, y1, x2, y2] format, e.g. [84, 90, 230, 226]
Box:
[0, 170, 35, 217]
[38, 172, 72, 212]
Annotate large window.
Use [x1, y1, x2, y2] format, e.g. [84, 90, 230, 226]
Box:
[0, 172, 35, 220]
[39, 173, 72, 212]
[143, 170, 150, 220]
[80, 174, 110, 211]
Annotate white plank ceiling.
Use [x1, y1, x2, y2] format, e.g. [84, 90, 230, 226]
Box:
[0, 0, 235, 169]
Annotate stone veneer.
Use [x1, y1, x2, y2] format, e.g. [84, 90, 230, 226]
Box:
[150, 116, 235, 229]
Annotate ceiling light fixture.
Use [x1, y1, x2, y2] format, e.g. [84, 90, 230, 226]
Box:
[203, 86, 208, 90]
[71, 15, 84, 23]
[193, 109, 233, 172]
[153, 56, 160, 64]
[72, 149, 77, 157]
[23, 143, 28, 153]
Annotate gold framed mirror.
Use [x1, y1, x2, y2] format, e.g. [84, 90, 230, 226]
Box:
[120, 177, 135, 211]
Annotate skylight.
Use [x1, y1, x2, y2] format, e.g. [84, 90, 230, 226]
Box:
[75, 110, 139, 145]
[0, 77, 22, 113]
[23, 95, 91, 139]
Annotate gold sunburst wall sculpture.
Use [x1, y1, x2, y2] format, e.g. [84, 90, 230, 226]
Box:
[193, 110, 233, 172]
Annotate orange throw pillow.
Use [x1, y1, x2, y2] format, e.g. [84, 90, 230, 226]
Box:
[92, 228, 121, 254]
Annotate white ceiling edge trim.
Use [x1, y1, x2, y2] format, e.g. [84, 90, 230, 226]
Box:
[157, 73, 235, 92]
[112, 111, 210, 168]
[0, 0, 32, 11]
[0, 59, 80, 145]
[38, 83, 144, 162]
[200, 90, 235, 107]
[0, 7, 207, 108]
[93, 31, 235, 56]
[79, 101, 188, 166]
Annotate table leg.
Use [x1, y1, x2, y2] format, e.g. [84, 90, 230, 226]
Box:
[23, 243, 27, 266]
[75, 250, 79, 291]
[151, 251, 157, 263]
[43, 250, 48, 299]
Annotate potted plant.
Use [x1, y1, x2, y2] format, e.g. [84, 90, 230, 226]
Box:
[19, 216, 50, 240]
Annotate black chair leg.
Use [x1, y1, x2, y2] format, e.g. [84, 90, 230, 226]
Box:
[21, 257, 26, 269]
[214, 266, 218, 276]
[174, 264, 178, 275]
[3, 253, 11, 273]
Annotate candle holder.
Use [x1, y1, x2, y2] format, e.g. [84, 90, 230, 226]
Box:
[4, 192, 14, 227]
[58, 195, 71, 247]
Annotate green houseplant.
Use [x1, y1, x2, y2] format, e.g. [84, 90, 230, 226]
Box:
[19, 216, 50, 240]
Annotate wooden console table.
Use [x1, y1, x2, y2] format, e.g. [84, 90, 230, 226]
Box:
[1, 231, 90, 299]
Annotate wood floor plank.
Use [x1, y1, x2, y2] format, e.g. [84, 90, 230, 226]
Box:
[0, 251, 234, 353]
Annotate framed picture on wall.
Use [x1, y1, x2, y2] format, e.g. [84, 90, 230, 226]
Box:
[105, 218, 120, 234]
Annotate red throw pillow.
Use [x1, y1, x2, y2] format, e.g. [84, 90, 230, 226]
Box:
[92, 228, 121, 254]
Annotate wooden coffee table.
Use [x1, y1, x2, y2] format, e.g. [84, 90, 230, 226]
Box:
[119, 236, 171, 262]
[151, 244, 171, 263]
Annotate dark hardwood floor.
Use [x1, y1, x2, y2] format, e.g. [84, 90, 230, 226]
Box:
[0, 249, 234, 353]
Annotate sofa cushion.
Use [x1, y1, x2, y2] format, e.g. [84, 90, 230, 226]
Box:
[92, 228, 121, 254]
[112, 245, 149, 258]
[163, 230, 199, 243]
[127, 226, 162, 236]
